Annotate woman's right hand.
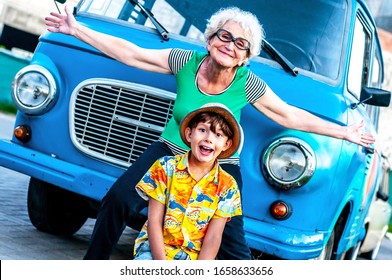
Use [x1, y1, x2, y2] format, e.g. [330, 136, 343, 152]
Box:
[44, 5, 172, 74]
[45, 5, 78, 36]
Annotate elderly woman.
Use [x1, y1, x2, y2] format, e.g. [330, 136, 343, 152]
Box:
[46, 6, 374, 260]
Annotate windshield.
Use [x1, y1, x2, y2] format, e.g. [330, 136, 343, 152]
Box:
[78, 0, 348, 80]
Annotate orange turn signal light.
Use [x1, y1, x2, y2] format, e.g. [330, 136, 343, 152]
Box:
[270, 200, 292, 220]
[14, 125, 31, 143]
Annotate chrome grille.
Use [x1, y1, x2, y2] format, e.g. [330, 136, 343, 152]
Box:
[70, 79, 176, 168]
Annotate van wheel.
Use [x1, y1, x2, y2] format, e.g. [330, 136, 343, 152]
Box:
[316, 230, 334, 259]
[343, 240, 361, 259]
[27, 177, 88, 236]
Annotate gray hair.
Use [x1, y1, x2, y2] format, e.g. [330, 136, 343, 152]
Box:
[204, 7, 265, 59]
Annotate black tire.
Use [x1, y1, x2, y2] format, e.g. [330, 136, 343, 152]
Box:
[27, 177, 88, 236]
[343, 240, 361, 260]
[317, 214, 347, 260]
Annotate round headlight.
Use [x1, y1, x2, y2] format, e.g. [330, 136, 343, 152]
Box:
[11, 65, 57, 115]
[262, 137, 315, 190]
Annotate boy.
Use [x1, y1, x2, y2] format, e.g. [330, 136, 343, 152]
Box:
[133, 103, 243, 260]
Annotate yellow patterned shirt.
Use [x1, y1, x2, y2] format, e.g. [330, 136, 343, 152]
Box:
[133, 152, 242, 260]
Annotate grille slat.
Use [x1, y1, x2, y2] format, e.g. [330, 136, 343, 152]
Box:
[71, 80, 175, 167]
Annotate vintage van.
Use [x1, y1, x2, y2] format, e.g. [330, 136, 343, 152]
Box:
[0, 0, 390, 259]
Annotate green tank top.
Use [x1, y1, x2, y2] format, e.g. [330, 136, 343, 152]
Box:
[160, 51, 250, 156]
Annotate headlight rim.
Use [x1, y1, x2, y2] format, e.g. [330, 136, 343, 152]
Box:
[11, 65, 57, 115]
[262, 137, 316, 190]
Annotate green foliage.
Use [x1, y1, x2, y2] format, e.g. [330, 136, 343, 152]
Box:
[0, 102, 17, 115]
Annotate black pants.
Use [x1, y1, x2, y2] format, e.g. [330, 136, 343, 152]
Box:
[83, 141, 251, 260]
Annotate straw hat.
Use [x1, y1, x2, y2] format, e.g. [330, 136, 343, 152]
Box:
[179, 103, 242, 158]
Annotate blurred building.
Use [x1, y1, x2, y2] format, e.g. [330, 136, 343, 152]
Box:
[367, 0, 392, 31]
[0, 0, 78, 52]
[367, 0, 392, 53]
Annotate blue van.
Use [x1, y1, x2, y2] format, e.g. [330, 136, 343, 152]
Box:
[0, 0, 390, 259]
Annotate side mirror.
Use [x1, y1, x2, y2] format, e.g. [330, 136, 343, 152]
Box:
[351, 87, 391, 109]
[55, 0, 67, 3]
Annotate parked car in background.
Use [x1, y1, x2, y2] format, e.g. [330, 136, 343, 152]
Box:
[0, 0, 390, 259]
[359, 154, 392, 259]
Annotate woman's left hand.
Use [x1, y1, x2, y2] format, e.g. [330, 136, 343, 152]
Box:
[344, 121, 375, 148]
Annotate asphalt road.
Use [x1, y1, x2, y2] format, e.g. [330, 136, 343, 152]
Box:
[0, 112, 391, 260]
[0, 165, 139, 260]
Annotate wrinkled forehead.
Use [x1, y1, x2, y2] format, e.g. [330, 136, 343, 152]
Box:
[220, 21, 249, 38]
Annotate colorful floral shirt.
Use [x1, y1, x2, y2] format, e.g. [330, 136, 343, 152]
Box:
[133, 152, 242, 260]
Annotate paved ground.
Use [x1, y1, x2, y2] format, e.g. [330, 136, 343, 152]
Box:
[0, 165, 138, 260]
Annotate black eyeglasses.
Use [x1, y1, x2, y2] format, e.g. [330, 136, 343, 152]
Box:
[215, 29, 251, 51]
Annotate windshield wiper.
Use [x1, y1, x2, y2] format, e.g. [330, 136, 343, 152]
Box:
[129, 0, 169, 41]
[262, 39, 298, 76]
